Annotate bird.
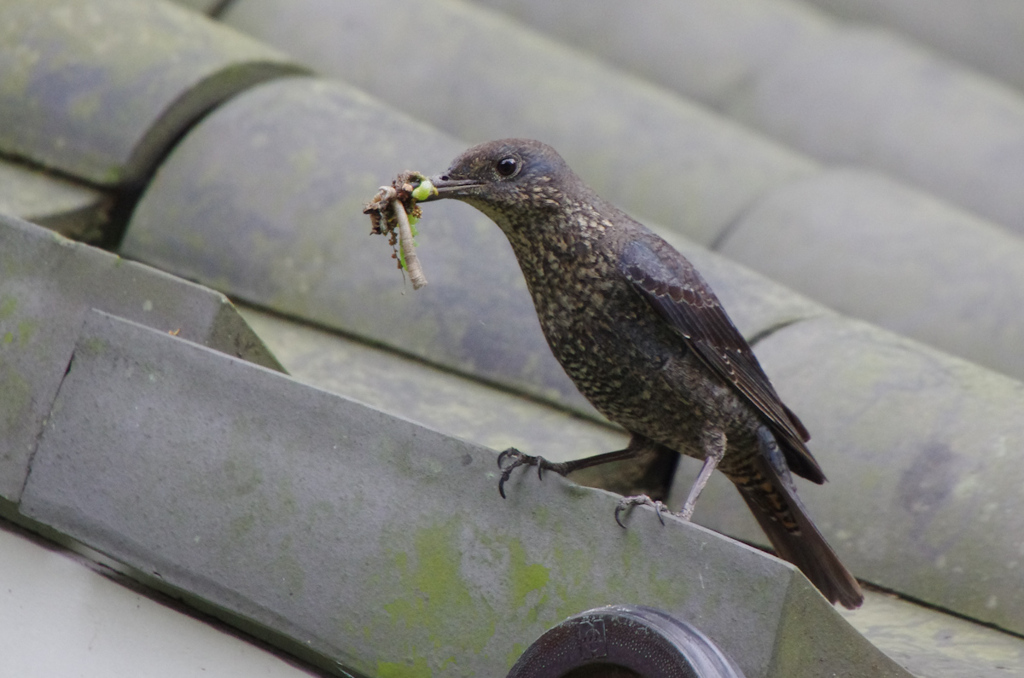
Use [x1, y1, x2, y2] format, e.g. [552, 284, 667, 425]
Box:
[421, 138, 863, 609]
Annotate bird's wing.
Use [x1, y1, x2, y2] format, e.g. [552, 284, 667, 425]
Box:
[618, 237, 825, 483]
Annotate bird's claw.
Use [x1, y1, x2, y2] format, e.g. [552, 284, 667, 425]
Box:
[614, 495, 670, 528]
[497, 447, 556, 498]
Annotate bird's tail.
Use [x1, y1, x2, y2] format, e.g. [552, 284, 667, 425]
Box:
[734, 457, 863, 609]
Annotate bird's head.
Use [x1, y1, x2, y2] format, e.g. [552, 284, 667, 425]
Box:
[424, 139, 577, 229]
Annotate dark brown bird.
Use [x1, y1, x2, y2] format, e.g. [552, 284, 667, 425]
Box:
[424, 139, 863, 609]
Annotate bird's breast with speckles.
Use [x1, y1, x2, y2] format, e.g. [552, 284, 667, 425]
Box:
[505, 216, 758, 463]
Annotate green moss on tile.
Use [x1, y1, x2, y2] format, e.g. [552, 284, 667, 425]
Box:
[377, 656, 432, 678]
[0, 361, 31, 439]
[229, 512, 255, 540]
[383, 521, 489, 650]
[0, 296, 16, 320]
[507, 539, 550, 609]
[78, 336, 109, 358]
[16, 320, 36, 347]
[505, 642, 528, 670]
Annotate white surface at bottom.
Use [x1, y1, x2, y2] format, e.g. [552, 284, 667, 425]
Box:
[0, 521, 315, 678]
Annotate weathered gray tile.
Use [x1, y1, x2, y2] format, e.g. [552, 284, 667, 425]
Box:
[804, 0, 1024, 94]
[237, 305, 628, 465]
[0, 158, 112, 242]
[678, 315, 1024, 636]
[471, 0, 1024, 238]
[165, 0, 226, 14]
[222, 0, 815, 246]
[471, 0, 834, 111]
[842, 591, 1024, 678]
[0, 0, 305, 186]
[0, 213, 280, 503]
[736, 26, 1024, 237]
[19, 310, 908, 678]
[719, 168, 1024, 382]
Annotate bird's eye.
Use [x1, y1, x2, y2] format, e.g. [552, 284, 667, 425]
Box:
[496, 156, 520, 177]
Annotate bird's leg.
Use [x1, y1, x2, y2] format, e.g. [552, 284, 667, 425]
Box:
[497, 445, 641, 499]
[677, 425, 727, 521]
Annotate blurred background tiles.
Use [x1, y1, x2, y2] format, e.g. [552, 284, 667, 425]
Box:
[802, 0, 1024, 94]
[719, 169, 1024, 382]
[0, 0, 306, 244]
[0, 0, 304, 187]
[468, 0, 1024, 238]
[221, 0, 818, 247]
[0, 157, 111, 241]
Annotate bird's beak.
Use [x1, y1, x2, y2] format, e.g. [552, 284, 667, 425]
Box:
[421, 176, 481, 201]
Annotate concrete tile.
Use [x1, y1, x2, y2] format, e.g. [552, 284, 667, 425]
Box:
[241, 304, 680, 502]
[0, 213, 281, 503]
[804, 0, 1024, 94]
[0, 0, 305, 186]
[471, 0, 1024, 237]
[222, 0, 816, 246]
[0, 158, 112, 242]
[237, 305, 628, 465]
[681, 314, 1024, 636]
[471, 0, 834, 111]
[18, 310, 908, 678]
[737, 26, 1024, 237]
[842, 590, 1024, 678]
[165, 0, 227, 14]
[719, 168, 1024, 382]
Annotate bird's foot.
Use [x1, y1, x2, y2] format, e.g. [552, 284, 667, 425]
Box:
[614, 494, 671, 528]
[496, 447, 566, 498]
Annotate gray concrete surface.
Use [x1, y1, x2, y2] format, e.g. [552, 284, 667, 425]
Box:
[718, 168, 1024, 382]
[167, 0, 226, 14]
[238, 305, 629, 469]
[0, 212, 280, 503]
[733, 25, 1024, 238]
[471, 0, 832, 112]
[221, 0, 815, 246]
[803, 0, 1024, 94]
[17, 310, 908, 678]
[0, 158, 112, 242]
[0, 0, 305, 186]
[471, 0, 1024, 238]
[839, 592, 1024, 678]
